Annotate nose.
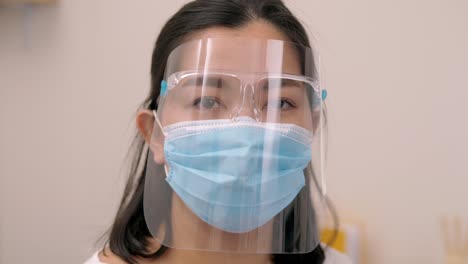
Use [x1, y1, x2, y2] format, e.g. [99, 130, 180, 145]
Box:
[236, 104, 260, 120]
[231, 83, 261, 121]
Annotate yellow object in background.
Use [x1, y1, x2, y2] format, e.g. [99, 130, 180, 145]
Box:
[321, 224, 361, 264]
[321, 229, 347, 253]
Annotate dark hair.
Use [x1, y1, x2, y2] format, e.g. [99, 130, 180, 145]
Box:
[104, 1, 337, 263]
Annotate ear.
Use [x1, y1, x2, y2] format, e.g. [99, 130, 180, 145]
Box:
[136, 109, 165, 165]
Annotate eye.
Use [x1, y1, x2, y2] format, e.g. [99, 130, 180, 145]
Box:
[265, 99, 296, 110]
[193, 96, 221, 110]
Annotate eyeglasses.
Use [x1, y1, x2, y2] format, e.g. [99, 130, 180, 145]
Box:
[158, 70, 322, 126]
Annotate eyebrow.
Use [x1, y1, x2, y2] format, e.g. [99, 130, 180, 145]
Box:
[187, 74, 237, 89]
[261, 78, 305, 90]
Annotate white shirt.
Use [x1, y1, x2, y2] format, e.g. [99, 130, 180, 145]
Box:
[84, 247, 352, 264]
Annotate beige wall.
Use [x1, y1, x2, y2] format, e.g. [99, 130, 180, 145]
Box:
[1, 0, 467, 263]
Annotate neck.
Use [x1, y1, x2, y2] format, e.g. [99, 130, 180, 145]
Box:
[161, 248, 272, 264]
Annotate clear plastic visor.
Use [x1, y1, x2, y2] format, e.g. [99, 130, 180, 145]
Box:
[157, 37, 321, 130]
[144, 37, 326, 254]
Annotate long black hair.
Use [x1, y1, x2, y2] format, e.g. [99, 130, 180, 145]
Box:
[104, 1, 336, 263]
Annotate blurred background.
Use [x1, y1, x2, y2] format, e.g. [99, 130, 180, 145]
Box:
[1, 0, 467, 263]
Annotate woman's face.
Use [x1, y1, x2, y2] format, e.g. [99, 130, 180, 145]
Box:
[136, 21, 318, 252]
[138, 21, 315, 165]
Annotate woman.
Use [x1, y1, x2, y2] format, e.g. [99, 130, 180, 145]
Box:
[85, 0, 351, 263]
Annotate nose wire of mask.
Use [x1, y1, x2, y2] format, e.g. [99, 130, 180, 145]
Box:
[231, 83, 262, 121]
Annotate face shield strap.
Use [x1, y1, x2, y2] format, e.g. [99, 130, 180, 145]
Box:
[160, 80, 168, 97]
[321, 89, 327, 101]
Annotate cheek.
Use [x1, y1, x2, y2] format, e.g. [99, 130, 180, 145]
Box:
[295, 101, 316, 131]
[160, 98, 195, 126]
[311, 111, 321, 133]
[298, 110, 315, 131]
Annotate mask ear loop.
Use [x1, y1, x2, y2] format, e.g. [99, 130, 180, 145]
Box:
[152, 109, 167, 137]
[152, 109, 169, 176]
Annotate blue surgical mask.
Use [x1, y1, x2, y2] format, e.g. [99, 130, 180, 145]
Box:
[162, 116, 312, 233]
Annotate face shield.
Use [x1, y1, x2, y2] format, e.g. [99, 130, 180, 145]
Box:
[143, 37, 327, 254]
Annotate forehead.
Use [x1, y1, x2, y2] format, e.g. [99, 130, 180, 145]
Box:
[189, 21, 290, 43]
[167, 22, 304, 75]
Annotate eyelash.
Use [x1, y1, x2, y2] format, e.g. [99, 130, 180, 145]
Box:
[192, 97, 296, 111]
[264, 98, 296, 110]
[192, 96, 222, 110]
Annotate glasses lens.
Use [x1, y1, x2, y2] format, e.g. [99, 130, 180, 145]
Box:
[255, 77, 319, 129]
[164, 72, 242, 121]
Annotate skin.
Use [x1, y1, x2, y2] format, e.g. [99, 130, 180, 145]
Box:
[99, 20, 314, 264]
